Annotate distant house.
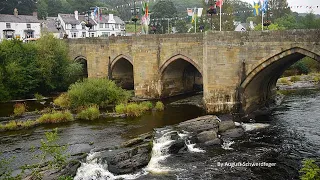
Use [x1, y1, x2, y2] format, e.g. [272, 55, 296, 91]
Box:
[42, 17, 63, 39]
[235, 21, 255, 31]
[0, 8, 41, 42]
[57, 11, 125, 38]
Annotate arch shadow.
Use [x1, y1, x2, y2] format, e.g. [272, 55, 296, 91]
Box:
[110, 54, 134, 90]
[241, 47, 320, 89]
[159, 54, 202, 76]
[111, 54, 133, 71]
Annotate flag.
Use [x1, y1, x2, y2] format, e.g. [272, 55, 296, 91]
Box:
[100, 9, 102, 20]
[93, 7, 98, 18]
[187, 8, 193, 16]
[261, 0, 268, 13]
[216, 0, 223, 7]
[191, 8, 197, 23]
[197, 8, 203, 17]
[253, 1, 261, 16]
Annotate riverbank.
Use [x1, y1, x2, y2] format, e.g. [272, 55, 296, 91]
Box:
[276, 73, 320, 90]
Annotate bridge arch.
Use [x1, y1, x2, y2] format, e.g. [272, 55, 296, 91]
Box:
[110, 54, 134, 90]
[74, 55, 88, 79]
[240, 47, 320, 115]
[160, 54, 203, 97]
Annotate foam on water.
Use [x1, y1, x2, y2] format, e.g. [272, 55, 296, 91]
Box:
[145, 129, 176, 173]
[74, 152, 146, 180]
[186, 140, 205, 153]
[241, 123, 270, 131]
[221, 140, 234, 150]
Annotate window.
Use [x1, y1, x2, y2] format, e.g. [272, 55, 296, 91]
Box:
[82, 32, 86, 38]
[105, 23, 109, 28]
[91, 33, 94, 37]
[99, 24, 103, 28]
[6, 23, 11, 28]
[27, 24, 31, 28]
[101, 32, 109, 37]
[115, 24, 118, 29]
[71, 24, 76, 29]
[72, 33, 77, 38]
[82, 24, 85, 30]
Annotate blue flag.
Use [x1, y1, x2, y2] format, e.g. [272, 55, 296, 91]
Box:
[261, 0, 268, 13]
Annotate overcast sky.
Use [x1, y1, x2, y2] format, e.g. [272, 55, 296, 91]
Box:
[241, 0, 320, 14]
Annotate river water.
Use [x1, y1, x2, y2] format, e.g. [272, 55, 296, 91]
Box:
[1, 90, 320, 179]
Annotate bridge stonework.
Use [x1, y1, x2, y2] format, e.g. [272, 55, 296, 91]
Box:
[67, 30, 320, 116]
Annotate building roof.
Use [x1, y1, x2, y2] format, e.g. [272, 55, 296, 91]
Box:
[43, 17, 60, 33]
[59, 13, 124, 25]
[0, 14, 40, 23]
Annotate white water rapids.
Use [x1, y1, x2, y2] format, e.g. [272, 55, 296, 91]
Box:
[74, 123, 269, 179]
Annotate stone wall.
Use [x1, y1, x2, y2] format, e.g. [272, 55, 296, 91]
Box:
[67, 29, 320, 115]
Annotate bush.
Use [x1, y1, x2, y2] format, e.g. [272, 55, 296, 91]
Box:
[76, 105, 100, 120]
[34, 93, 44, 101]
[3, 121, 18, 130]
[126, 103, 143, 117]
[140, 101, 153, 111]
[300, 159, 320, 180]
[115, 103, 126, 114]
[54, 93, 71, 108]
[278, 78, 292, 85]
[290, 76, 301, 82]
[37, 111, 74, 124]
[155, 101, 164, 111]
[67, 78, 130, 108]
[13, 103, 27, 116]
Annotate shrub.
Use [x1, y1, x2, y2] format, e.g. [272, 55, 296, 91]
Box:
[155, 101, 165, 111]
[300, 159, 320, 180]
[115, 103, 126, 114]
[67, 78, 130, 108]
[290, 76, 301, 82]
[140, 101, 153, 111]
[54, 93, 70, 108]
[34, 93, 44, 101]
[13, 103, 27, 116]
[126, 103, 144, 117]
[278, 78, 292, 85]
[76, 105, 100, 120]
[4, 121, 18, 130]
[313, 76, 320, 83]
[37, 111, 74, 124]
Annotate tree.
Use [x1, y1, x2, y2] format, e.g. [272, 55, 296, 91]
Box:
[151, 0, 178, 34]
[0, 0, 37, 15]
[174, 19, 188, 33]
[37, 0, 48, 20]
[268, 0, 291, 21]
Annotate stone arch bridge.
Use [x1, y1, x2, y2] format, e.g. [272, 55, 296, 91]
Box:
[67, 30, 320, 116]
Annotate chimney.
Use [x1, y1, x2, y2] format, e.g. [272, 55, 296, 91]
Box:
[14, 8, 18, 17]
[74, 10, 78, 20]
[108, 14, 115, 23]
[250, 21, 254, 29]
[33, 12, 37, 17]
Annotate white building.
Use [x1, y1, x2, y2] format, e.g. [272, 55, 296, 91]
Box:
[0, 9, 41, 41]
[235, 21, 255, 32]
[57, 11, 125, 38]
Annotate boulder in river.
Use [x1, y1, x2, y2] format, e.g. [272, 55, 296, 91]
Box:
[204, 138, 222, 146]
[197, 130, 218, 143]
[220, 128, 244, 138]
[177, 115, 219, 133]
[218, 120, 236, 133]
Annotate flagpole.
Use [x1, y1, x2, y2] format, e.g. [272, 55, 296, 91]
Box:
[219, 3, 222, 31]
[195, 8, 197, 33]
[262, 11, 264, 31]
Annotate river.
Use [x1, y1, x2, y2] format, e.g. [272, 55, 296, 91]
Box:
[1, 89, 320, 179]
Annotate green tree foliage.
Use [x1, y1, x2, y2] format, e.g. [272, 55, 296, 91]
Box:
[300, 159, 320, 180]
[150, 0, 178, 34]
[269, 0, 291, 21]
[175, 19, 188, 33]
[0, 0, 37, 15]
[0, 34, 82, 101]
[37, 0, 48, 20]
